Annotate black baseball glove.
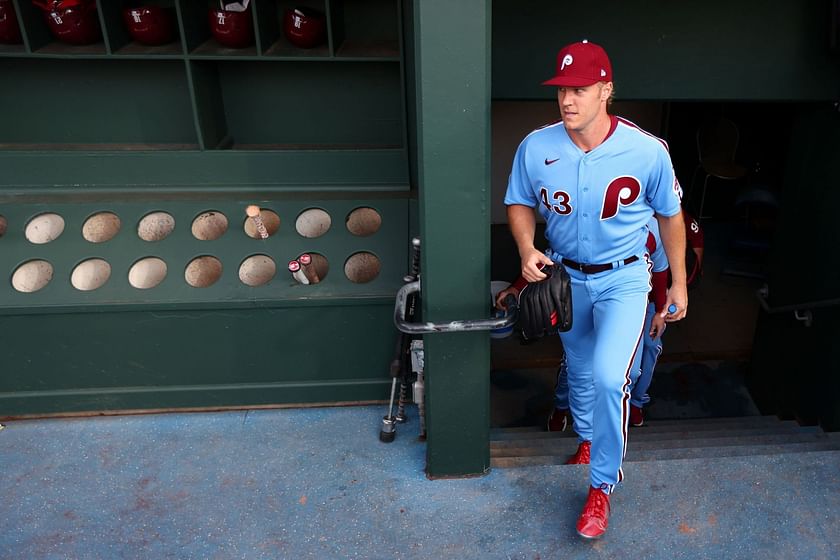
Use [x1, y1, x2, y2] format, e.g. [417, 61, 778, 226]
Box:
[517, 264, 572, 341]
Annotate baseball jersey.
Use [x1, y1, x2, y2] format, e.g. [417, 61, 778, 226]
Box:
[505, 116, 682, 265]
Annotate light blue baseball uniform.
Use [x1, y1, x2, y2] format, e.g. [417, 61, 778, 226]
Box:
[554, 218, 669, 410]
[505, 115, 681, 493]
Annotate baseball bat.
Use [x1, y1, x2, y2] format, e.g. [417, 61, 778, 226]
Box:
[297, 253, 321, 284]
[288, 259, 310, 285]
[246, 205, 269, 239]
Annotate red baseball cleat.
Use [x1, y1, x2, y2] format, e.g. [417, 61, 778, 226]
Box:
[630, 404, 644, 427]
[547, 407, 571, 432]
[576, 486, 611, 539]
[565, 440, 591, 464]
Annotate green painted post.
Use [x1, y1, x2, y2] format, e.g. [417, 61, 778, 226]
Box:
[412, 0, 492, 477]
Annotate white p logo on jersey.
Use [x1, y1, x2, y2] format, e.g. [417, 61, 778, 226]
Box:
[561, 54, 573, 70]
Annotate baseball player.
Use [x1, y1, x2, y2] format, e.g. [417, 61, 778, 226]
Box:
[541, 209, 704, 430]
[503, 40, 687, 539]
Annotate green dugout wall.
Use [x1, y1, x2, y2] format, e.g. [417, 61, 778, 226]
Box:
[2, 0, 840, 475]
[1, 0, 414, 417]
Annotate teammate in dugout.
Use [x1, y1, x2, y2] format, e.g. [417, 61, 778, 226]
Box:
[543, 209, 705, 431]
[502, 40, 688, 539]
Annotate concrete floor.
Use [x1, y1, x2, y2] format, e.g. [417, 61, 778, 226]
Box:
[1, 405, 839, 559]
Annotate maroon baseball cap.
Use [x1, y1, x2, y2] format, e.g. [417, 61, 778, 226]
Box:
[542, 40, 613, 87]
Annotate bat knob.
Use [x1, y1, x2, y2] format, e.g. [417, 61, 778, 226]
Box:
[379, 416, 396, 443]
[246, 205, 261, 218]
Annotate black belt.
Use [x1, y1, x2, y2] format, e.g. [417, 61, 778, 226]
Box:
[561, 255, 639, 274]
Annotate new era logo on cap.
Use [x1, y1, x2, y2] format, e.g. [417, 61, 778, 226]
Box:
[542, 40, 613, 87]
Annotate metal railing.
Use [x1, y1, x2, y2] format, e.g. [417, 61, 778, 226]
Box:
[756, 285, 840, 327]
[394, 280, 518, 334]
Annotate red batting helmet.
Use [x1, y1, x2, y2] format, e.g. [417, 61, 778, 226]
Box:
[33, 0, 102, 46]
[122, 6, 176, 46]
[208, 7, 254, 49]
[283, 6, 326, 49]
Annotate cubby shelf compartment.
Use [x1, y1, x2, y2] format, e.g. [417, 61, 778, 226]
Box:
[330, 0, 400, 60]
[256, 0, 329, 58]
[188, 59, 404, 151]
[0, 57, 198, 149]
[100, 0, 183, 57]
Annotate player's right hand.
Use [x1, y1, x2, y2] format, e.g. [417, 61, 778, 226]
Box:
[521, 249, 554, 283]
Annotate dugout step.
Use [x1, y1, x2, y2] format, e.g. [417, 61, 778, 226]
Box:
[492, 440, 840, 469]
[490, 414, 786, 441]
[491, 423, 810, 447]
[490, 416, 840, 468]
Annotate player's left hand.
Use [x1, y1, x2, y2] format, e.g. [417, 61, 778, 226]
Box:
[661, 283, 688, 322]
[495, 287, 520, 310]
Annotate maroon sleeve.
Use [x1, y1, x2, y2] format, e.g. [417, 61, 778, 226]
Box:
[645, 230, 656, 253]
[650, 269, 669, 311]
[683, 211, 704, 249]
[511, 276, 528, 293]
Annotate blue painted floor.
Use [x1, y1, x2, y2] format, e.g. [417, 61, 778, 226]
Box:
[2, 405, 839, 559]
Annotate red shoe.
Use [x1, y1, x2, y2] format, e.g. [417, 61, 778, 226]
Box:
[547, 407, 571, 432]
[630, 404, 644, 427]
[565, 440, 591, 464]
[576, 486, 611, 539]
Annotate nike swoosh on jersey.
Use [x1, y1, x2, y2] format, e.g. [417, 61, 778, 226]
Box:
[544, 158, 560, 165]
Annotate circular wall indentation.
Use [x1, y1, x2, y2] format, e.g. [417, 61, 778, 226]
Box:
[129, 257, 168, 289]
[82, 212, 121, 243]
[243, 208, 280, 239]
[0, 215, 7, 237]
[299, 252, 329, 284]
[185, 255, 223, 288]
[71, 258, 111, 291]
[11, 260, 53, 293]
[345, 252, 381, 284]
[346, 207, 382, 237]
[25, 213, 65, 244]
[138, 212, 175, 242]
[239, 254, 276, 287]
[295, 208, 331, 238]
[192, 211, 229, 241]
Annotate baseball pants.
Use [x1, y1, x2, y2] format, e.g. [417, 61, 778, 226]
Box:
[556, 257, 650, 493]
